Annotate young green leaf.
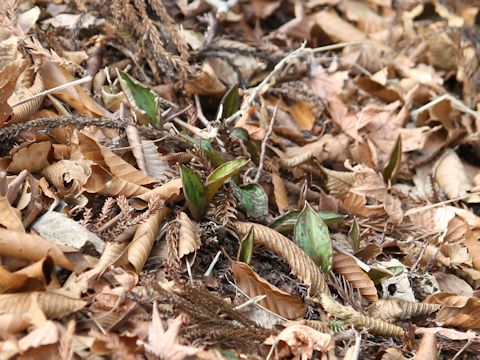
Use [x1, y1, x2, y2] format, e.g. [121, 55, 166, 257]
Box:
[237, 226, 254, 264]
[270, 210, 345, 235]
[349, 217, 360, 252]
[180, 166, 206, 221]
[230, 127, 259, 161]
[231, 183, 268, 220]
[205, 159, 249, 201]
[383, 134, 402, 183]
[294, 202, 332, 272]
[219, 84, 239, 119]
[117, 70, 162, 129]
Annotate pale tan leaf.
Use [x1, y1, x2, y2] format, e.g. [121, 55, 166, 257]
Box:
[285, 134, 350, 165]
[313, 10, 366, 43]
[271, 170, 290, 213]
[263, 325, 333, 357]
[332, 252, 378, 301]
[0, 196, 24, 232]
[177, 211, 201, 259]
[0, 291, 86, 319]
[234, 221, 329, 296]
[232, 261, 306, 319]
[463, 225, 480, 271]
[128, 208, 169, 273]
[142, 140, 176, 182]
[413, 332, 437, 360]
[7, 141, 51, 174]
[434, 149, 471, 200]
[79, 132, 157, 186]
[0, 229, 74, 271]
[0, 59, 29, 125]
[0, 313, 30, 334]
[125, 125, 147, 173]
[321, 167, 354, 199]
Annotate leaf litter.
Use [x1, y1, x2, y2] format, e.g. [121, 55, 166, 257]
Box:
[0, 0, 479, 358]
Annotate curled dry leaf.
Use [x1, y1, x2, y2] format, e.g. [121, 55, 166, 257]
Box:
[177, 211, 201, 259]
[231, 260, 306, 319]
[271, 170, 290, 213]
[332, 252, 378, 302]
[9, 71, 45, 124]
[7, 141, 51, 174]
[141, 140, 176, 182]
[128, 207, 169, 273]
[125, 125, 146, 173]
[79, 132, 157, 186]
[0, 59, 29, 125]
[0, 229, 74, 271]
[42, 159, 91, 198]
[263, 324, 333, 358]
[234, 221, 329, 296]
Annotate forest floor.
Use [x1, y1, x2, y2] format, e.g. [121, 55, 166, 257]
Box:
[1, 0, 480, 359]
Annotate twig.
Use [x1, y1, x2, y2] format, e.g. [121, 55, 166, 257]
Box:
[186, 257, 194, 286]
[404, 191, 480, 216]
[452, 338, 474, 360]
[411, 93, 480, 120]
[203, 251, 222, 277]
[224, 41, 365, 126]
[253, 105, 277, 183]
[234, 295, 267, 311]
[11, 76, 92, 108]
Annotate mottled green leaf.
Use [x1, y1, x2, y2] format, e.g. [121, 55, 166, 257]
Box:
[230, 127, 258, 161]
[294, 202, 332, 272]
[117, 70, 162, 129]
[232, 183, 268, 219]
[220, 84, 239, 119]
[270, 210, 345, 235]
[367, 266, 395, 283]
[383, 135, 402, 183]
[180, 166, 206, 221]
[349, 218, 360, 252]
[180, 134, 225, 167]
[237, 226, 254, 264]
[205, 159, 249, 201]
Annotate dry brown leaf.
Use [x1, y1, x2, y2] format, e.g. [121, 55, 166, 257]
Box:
[0, 229, 74, 271]
[177, 211, 201, 259]
[42, 159, 91, 198]
[234, 221, 329, 296]
[332, 252, 378, 302]
[132, 178, 183, 209]
[0, 313, 31, 335]
[39, 62, 109, 117]
[185, 63, 226, 96]
[128, 208, 169, 273]
[0, 59, 29, 125]
[125, 125, 147, 173]
[284, 134, 350, 165]
[463, 225, 480, 271]
[84, 164, 149, 197]
[321, 167, 354, 199]
[0, 266, 28, 293]
[231, 261, 306, 319]
[7, 141, 51, 174]
[271, 170, 289, 213]
[434, 149, 474, 200]
[426, 293, 480, 329]
[79, 132, 157, 186]
[0, 195, 24, 232]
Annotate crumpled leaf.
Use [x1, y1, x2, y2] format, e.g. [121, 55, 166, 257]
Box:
[177, 211, 201, 259]
[231, 182, 268, 220]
